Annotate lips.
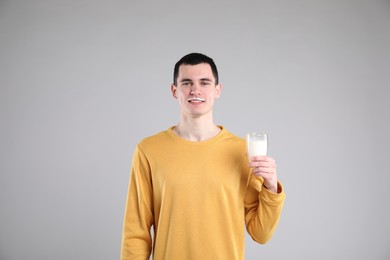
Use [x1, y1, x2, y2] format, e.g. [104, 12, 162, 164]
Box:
[187, 97, 205, 103]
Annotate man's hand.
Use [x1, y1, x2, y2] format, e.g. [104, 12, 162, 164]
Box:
[249, 156, 278, 193]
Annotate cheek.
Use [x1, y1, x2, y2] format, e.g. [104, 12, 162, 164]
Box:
[210, 89, 220, 99]
[178, 88, 190, 96]
[178, 93, 188, 103]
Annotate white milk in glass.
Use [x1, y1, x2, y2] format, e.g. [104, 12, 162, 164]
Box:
[246, 133, 267, 160]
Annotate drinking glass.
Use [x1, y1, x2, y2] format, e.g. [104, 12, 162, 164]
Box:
[246, 132, 267, 161]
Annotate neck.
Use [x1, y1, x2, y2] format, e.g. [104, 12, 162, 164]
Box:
[173, 116, 221, 141]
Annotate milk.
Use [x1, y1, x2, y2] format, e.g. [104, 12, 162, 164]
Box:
[247, 139, 267, 159]
[246, 133, 268, 160]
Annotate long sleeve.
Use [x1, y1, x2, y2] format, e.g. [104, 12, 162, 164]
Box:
[121, 145, 154, 260]
[244, 174, 286, 244]
[121, 127, 284, 259]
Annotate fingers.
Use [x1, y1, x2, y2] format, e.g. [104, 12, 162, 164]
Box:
[250, 155, 275, 163]
[249, 156, 278, 193]
[251, 167, 275, 177]
[248, 156, 276, 168]
[249, 156, 277, 177]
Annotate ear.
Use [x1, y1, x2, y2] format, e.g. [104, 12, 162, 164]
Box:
[171, 84, 178, 99]
[215, 83, 222, 99]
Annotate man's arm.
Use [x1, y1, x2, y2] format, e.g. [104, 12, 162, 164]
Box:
[244, 156, 286, 244]
[121, 145, 154, 260]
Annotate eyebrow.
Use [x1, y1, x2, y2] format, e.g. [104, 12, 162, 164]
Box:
[200, 78, 213, 82]
[179, 78, 213, 83]
[179, 78, 192, 83]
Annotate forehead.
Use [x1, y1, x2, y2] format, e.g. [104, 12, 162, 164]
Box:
[177, 63, 214, 81]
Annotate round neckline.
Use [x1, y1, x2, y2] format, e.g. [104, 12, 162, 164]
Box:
[165, 125, 227, 146]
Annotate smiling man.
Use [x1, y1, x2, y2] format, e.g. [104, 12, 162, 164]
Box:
[171, 61, 222, 141]
[121, 53, 286, 260]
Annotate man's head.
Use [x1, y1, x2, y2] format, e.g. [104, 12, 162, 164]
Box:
[173, 53, 219, 86]
[171, 53, 222, 118]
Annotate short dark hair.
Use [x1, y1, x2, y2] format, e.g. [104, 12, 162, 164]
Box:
[173, 53, 219, 85]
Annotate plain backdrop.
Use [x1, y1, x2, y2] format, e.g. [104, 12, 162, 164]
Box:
[1, 0, 389, 259]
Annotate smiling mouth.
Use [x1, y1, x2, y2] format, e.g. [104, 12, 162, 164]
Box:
[187, 97, 205, 103]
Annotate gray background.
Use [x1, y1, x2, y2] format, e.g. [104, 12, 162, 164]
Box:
[1, 0, 389, 259]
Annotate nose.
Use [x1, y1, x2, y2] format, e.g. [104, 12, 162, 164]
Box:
[190, 83, 201, 95]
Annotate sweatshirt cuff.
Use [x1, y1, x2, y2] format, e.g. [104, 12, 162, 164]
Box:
[260, 181, 286, 203]
[248, 174, 264, 192]
[249, 175, 285, 197]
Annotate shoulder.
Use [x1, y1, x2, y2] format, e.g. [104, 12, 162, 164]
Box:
[138, 129, 168, 146]
[220, 126, 244, 141]
[136, 127, 176, 153]
[219, 126, 246, 146]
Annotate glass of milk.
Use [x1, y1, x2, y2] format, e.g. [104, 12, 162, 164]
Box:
[246, 132, 267, 161]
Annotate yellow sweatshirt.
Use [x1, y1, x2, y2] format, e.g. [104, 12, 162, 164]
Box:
[121, 126, 285, 260]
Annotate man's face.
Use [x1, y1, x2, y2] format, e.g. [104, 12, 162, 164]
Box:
[171, 63, 222, 118]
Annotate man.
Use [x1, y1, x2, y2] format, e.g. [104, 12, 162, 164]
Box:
[121, 53, 285, 260]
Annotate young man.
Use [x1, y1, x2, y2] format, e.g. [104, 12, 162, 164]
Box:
[121, 53, 285, 260]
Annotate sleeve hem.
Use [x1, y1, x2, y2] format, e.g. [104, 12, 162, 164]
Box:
[260, 181, 286, 203]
